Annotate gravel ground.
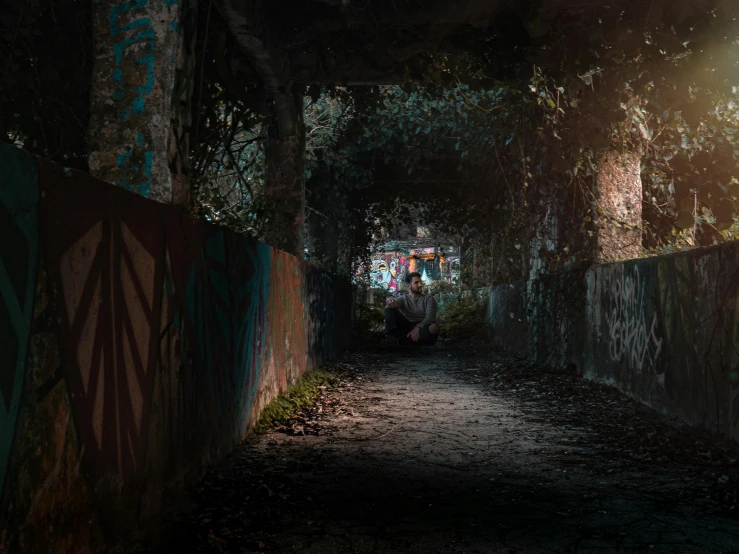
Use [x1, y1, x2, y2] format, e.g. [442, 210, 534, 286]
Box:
[142, 342, 739, 554]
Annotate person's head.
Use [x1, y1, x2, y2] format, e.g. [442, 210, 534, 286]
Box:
[406, 272, 423, 294]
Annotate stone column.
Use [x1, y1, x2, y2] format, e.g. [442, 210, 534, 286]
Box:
[265, 84, 306, 257]
[595, 149, 643, 262]
[88, 0, 195, 206]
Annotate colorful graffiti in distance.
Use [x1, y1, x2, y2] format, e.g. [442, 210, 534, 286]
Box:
[371, 256, 410, 291]
[369, 254, 460, 291]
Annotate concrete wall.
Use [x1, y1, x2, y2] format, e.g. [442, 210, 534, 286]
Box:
[488, 271, 587, 369]
[0, 144, 351, 552]
[488, 245, 739, 442]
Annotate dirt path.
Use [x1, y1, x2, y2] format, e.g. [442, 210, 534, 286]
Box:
[151, 345, 739, 554]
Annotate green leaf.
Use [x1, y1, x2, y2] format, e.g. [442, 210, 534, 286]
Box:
[675, 212, 696, 229]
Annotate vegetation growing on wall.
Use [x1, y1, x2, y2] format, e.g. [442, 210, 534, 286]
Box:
[255, 369, 340, 432]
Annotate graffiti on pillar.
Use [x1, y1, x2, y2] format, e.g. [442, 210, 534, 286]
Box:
[607, 267, 663, 373]
[108, 0, 162, 196]
[0, 148, 39, 497]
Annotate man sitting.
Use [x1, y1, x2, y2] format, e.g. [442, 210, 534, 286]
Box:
[384, 272, 440, 346]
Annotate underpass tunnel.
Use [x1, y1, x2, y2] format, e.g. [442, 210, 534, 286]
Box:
[3, 0, 739, 552]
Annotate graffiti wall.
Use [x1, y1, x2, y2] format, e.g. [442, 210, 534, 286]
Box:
[0, 144, 351, 552]
[369, 253, 410, 291]
[366, 248, 460, 291]
[488, 244, 739, 443]
[488, 270, 586, 369]
[585, 264, 666, 407]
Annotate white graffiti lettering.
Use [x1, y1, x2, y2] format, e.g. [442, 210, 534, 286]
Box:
[607, 267, 663, 372]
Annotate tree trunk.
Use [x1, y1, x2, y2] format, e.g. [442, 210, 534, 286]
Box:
[594, 148, 643, 262]
[265, 84, 305, 256]
[88, 0, 195, 206]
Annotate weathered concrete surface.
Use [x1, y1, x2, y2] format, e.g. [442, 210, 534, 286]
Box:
[140, 346, 739, 553]
[264, 86, 306, 257]
[489, 271, 587, 369]
[88, 0, 194, 205]
[489, 241, 739, 444]
[0, 144, 351, 552]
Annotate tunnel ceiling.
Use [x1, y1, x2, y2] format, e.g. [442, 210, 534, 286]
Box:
[214, 0, 727, 89]
[215, 0, 560, 86]
[209, 0, 733, 119]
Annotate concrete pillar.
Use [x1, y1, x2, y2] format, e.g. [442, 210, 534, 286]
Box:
[595, 149, 643, 262]
[265, 85, 306, 257]
[88, 0, 195, 206]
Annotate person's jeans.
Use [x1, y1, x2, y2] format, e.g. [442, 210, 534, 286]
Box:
[385, 307, 438, 346]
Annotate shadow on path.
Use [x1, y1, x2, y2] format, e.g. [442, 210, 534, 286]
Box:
[142, 344, 739, 553]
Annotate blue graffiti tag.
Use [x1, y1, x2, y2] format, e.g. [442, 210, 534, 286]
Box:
[108, 0, 156, 195]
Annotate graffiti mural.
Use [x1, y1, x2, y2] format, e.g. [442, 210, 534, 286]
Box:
[182, 229, 232, 424]
[229, 235, 271, 434]
[607, 266, 663, 374]
[108, 0, 158, 195]
[446, 256, 461, 283]
[0, 144, 351, 552]
[148, 245, 186, 470]
[41, 164, 164, 482]
[167, 222, 272, 441]
[0, 147, 39, 497]
[368, 251, 460, 291]
[370, 255, 409, 291]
